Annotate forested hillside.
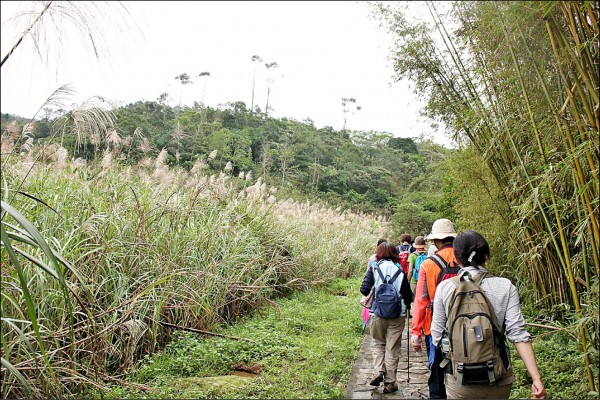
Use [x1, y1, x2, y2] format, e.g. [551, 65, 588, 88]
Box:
[2, 101, 448, 237]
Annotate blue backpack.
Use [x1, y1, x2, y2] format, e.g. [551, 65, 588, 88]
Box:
[412, 252, 428, 282]
[372, 262, 404, 319]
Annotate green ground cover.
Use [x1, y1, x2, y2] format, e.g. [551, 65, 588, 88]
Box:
[91, 277, 365, 399]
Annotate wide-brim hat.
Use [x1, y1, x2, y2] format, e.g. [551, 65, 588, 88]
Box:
[425, 218, 457, 240]
[413, 235, 426, 248]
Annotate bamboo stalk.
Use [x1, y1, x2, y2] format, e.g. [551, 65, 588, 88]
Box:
[546, 19, 599, 238]
[499, 7, 595, 390]
[515, 19, 599, 280]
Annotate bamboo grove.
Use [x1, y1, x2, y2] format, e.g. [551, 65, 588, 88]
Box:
[373, 0, 598, 390]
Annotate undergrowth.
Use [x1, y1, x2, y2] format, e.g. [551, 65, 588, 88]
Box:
[510, 326, 598, 399]
[89, 277, 365, 399]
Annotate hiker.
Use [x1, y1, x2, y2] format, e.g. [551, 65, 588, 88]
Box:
[367, 238, 388, 273]
[361, 238, 388, 333]
[397, 233, 414, 275]
[407, 236, 427, 296]
[411, 218, 460, 399]
[431, 230, 547, 399]
[360, 241, 413, 394]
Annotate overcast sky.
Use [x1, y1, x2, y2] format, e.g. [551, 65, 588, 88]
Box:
[1, 1, 447, 144]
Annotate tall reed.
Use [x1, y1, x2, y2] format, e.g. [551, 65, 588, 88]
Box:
[0, 144, 382, 397]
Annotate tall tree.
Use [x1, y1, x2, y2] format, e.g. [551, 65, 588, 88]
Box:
[250, 55, 263, 113]
[341, 97, 361, 130]
[264, 61, 279, 117]
[175, 72, 193, 108]
[198, 71, 211, 105]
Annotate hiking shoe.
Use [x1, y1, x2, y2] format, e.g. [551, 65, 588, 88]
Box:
[369, 372, 384, 386]
[383, 382, 398, 393]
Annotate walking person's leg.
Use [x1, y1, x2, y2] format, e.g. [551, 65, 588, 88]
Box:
[369, 316, 387, 385]
[382, 316, 405, 393]
[425, 334, 447, 399]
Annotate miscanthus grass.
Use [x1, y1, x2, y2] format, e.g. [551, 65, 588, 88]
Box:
[1, 145, 383, 398]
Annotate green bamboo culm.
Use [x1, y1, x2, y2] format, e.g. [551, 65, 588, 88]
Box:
[497, 2, 595, 390]
[373, 0, 598, 392]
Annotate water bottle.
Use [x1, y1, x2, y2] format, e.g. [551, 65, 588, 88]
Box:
[441, 337, 450, 354]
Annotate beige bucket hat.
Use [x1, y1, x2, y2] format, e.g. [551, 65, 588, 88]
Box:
[413, 236, 426, 248]
[425, 218, 457, 240]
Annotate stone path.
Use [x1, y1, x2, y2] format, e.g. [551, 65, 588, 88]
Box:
[345, 324, 430, 399]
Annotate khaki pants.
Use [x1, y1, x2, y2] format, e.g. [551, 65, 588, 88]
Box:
[370, 315, 405, 384]
[445, 372, 513, 399]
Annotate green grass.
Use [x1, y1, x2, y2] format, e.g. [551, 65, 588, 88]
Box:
[510, 326, 598, 399]
[87, 277, 364, 399]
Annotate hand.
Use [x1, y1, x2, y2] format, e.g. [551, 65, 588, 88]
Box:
[411, 334, 422, 353]
[531, 378, 546, 399]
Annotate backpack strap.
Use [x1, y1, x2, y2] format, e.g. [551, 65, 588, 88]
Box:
[375, 265, 386, 283]
[375, 263, 403, 284]
[429, 254, 446, 270]
[430, 254, 460, 285]
[388, 267, 403, 285]
[461, 271, 502, 332]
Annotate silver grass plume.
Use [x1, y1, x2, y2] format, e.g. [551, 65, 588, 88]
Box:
[21, 137, 34, 154]
[54, 96, 117, 149]
[1, 132, 15, 155]
[49, 145, 69, 170]
[154, 148, 168, 170]
[101, 148, 113, 170]
[190, 158, 206, 174]
[138, 137, 151, 154]
[106, 128, 121, 150]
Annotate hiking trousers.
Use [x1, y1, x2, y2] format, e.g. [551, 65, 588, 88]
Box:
[370, 315, 405, 384]
[445, 373, 512, 399]
[425, 334, 447, 399]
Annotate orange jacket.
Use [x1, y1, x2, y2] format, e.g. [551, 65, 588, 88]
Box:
[410, 244, 458, 337]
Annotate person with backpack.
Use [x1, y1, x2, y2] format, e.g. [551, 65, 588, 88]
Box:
[407, 236, 427, 296]
[431, 230, 546, 399]
[361, 238, 389, 332]
[360, 241, 413, 394]
[397, 233, 414, 275]
[411, 218, 460, 399]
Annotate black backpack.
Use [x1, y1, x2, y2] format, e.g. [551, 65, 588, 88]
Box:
[372, 261, 404, 319]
